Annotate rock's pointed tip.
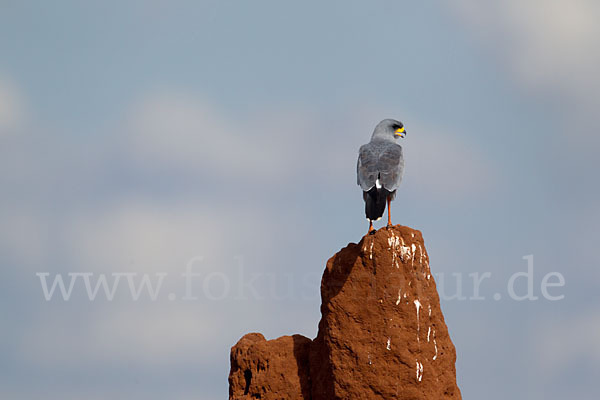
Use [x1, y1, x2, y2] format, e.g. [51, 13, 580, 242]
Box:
[359, 224, 423, 243]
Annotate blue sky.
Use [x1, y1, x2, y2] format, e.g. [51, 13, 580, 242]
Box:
[1, 1, 599, 399]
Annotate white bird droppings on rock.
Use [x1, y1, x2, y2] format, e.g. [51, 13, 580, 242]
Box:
[414, 299, 422, 342]
[416, 361, 423, 382]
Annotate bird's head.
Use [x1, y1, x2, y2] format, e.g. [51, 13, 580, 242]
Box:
[372, 119, 406, 141]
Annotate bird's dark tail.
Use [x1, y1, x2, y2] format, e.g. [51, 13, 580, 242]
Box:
[364, 186, 392, 221]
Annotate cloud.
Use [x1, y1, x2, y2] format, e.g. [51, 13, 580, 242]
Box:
[18, 303, 227, 368]
[404, 122, 496, 200]
[536, 310, 600, 374]
[0, 77, 25, 134]
[450, 0, 600, 109]
[63, 199, 253, 273]
[125, 91, 311, 182]
[0, 208, 49, 269]
[16, 199, 288, 373]
[53, 195, 305, 289]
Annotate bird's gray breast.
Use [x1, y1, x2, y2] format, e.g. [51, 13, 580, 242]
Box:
[357, 141, 404, 191]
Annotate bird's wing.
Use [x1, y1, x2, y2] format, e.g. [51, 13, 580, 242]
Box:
[357, 144, 379, 191]
[377, 143, 404, 191]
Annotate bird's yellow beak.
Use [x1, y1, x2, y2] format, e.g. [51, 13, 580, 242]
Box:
[394, 127, 405, 137]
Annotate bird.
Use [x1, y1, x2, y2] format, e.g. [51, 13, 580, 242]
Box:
[357, 119, 406, 234]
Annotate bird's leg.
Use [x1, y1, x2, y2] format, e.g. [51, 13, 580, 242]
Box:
[386, 196, 392, 227]
[368, 220, 375, 234]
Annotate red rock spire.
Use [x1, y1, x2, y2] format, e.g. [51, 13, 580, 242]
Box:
[229, 225, 462, 399]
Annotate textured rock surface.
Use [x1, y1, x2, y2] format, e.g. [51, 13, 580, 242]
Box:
[229, 225, 461, 399]
[310, 225, 461, 399]
[229, 333, 311, 399]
